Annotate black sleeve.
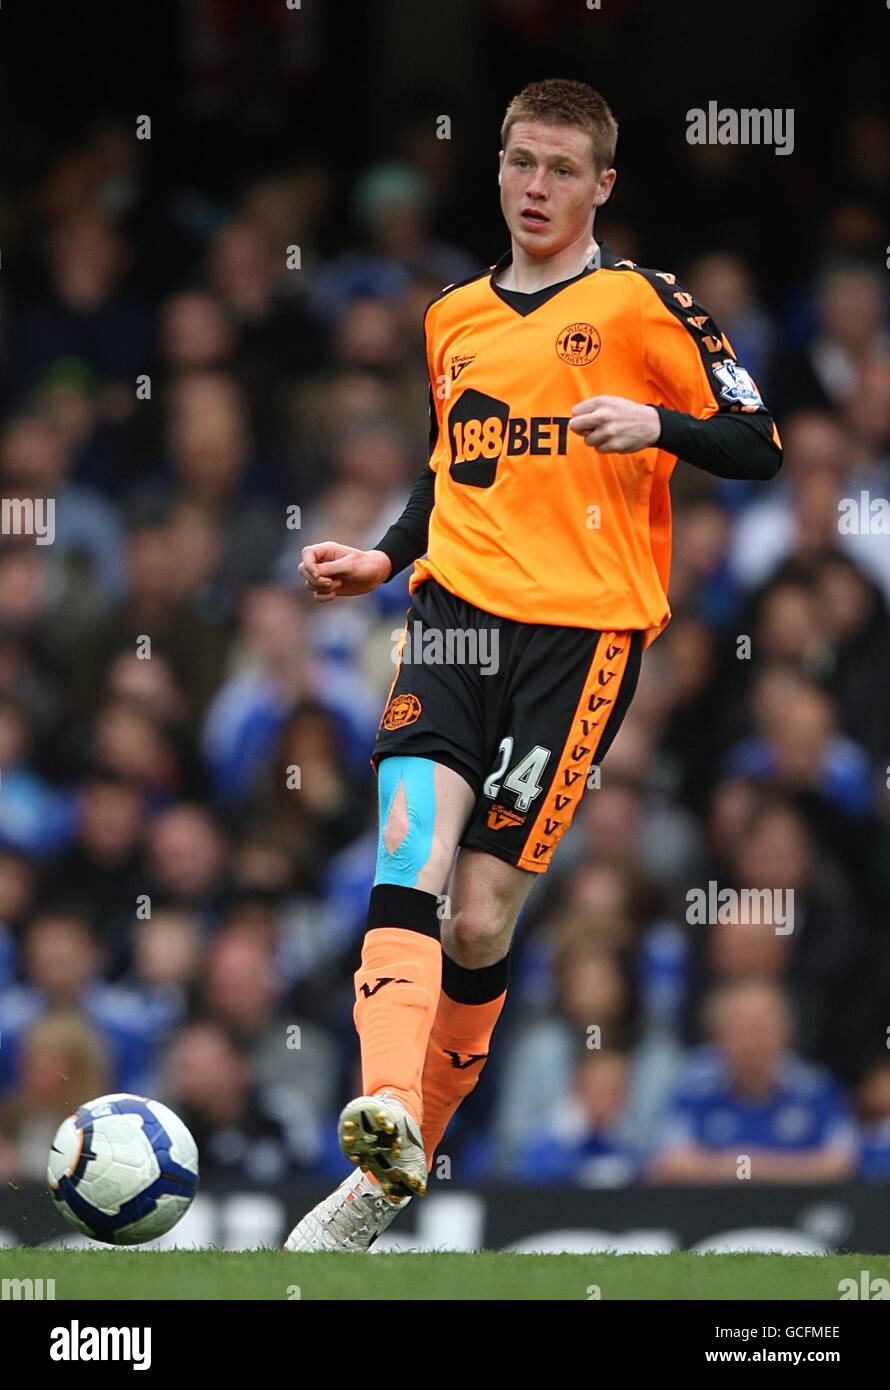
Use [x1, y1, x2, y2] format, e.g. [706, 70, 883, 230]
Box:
[654, 407, 783, 481]
[372, 463, 436, 580]
[372, 384, 438, 580]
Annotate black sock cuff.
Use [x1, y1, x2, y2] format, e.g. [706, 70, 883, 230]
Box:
[442, 950, 510, 1004]
[367, 884, 442, 939]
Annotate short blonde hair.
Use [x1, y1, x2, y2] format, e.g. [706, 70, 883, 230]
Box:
[22, 1008, 109, 1117]
[501, 78, 618, 173]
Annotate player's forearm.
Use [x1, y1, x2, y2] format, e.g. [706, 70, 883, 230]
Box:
[372, 463, 436, 580]
[655, 408, 783, 481]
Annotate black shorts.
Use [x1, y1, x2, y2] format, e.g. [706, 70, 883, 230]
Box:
[371, 577, 643, 874]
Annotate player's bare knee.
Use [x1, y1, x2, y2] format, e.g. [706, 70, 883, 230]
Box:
[450, 904, 513, 963]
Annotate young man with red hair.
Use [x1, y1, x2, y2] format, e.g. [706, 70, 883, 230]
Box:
[286, 78, 781, 1251]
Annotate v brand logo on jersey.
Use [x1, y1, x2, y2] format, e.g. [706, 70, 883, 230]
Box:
[443, 1049, 487, 1070]
[486, 804, 526, 831]
[359, 976, 411, 998]
[449, 353, 476, 381]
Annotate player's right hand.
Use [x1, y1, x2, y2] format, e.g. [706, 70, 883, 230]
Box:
[298, 543, 392, 602]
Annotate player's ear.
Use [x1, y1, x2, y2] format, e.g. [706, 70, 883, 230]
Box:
[498, 148, 505, 185]
[593, 167, 617, 207]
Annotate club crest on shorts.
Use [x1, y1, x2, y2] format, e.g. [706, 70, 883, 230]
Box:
[382, 693, 422, 730]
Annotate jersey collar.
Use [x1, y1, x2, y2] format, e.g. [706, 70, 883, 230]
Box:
[489, 240, 618, 316]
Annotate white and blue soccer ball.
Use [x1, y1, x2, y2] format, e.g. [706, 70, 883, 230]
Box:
[48, 1093, 199, 1245]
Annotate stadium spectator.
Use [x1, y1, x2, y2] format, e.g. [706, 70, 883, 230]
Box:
[513, 1050, 641, 1186]
[648, 978, 857, 1182]
[309, 162, 476, 324]
[201, 585, 378, 807]
[207, 218, 324, 380]
[723, 670, 874, 820]
[127, 905, 203, 1011]
[0, 911, 168, 1098]
[0, 1009, 109, 1181]
[50, 773, 147, 973]
[495, 924, 681, 1171]
[163, 1021, 323, 1185]
[815, 552, 890, 762]
[0, 851, 34, 988]
[73, 505, 230, 723]
[855, 1057, 890, 1181]
[0, 694, 74, 856]
[144, 804, 229, 923]
[200, 928, 339, 1126]
[0, 411, 125, 601]
[770, 260, 890, 420]
[730, 410, 890, 601]
[8, 212, 154, 402]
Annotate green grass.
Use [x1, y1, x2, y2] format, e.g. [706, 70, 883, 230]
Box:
[1, 1249, 889, 1300]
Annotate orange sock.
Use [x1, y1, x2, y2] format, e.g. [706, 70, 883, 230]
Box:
[353, 887, 443, 1127]
[420, 953, 509, 1168]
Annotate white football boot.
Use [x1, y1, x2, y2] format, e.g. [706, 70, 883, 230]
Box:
[337, 1091, 428, 1201]
[283, 1165, 410, 1252]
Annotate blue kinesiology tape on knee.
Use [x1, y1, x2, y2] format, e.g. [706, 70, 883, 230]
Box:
[375, 756, 437, 887]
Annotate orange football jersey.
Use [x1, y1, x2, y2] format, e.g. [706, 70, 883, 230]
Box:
[408, 242, 777, 644]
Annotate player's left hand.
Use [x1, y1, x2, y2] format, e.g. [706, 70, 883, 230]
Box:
[569, 396, 661, 453]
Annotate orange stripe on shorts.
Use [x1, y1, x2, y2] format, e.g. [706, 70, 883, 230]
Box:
[517, 631, 632, 872]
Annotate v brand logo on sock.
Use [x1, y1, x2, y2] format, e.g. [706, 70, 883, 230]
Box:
[443, 1048, 487, 1070]
[359, 976, 411, 998]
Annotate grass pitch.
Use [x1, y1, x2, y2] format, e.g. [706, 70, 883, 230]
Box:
[2, 1248, 889, 1300]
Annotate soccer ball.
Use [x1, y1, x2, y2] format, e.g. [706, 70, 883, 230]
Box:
[48, 1093, 199, 1245]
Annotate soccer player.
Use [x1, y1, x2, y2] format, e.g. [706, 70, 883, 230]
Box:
[285, 78, 782, 1251]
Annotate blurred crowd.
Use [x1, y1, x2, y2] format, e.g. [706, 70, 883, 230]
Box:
[1, 74, 890, 1194]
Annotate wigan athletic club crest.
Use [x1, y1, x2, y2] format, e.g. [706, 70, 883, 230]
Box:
[556, 323, 602, 366]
